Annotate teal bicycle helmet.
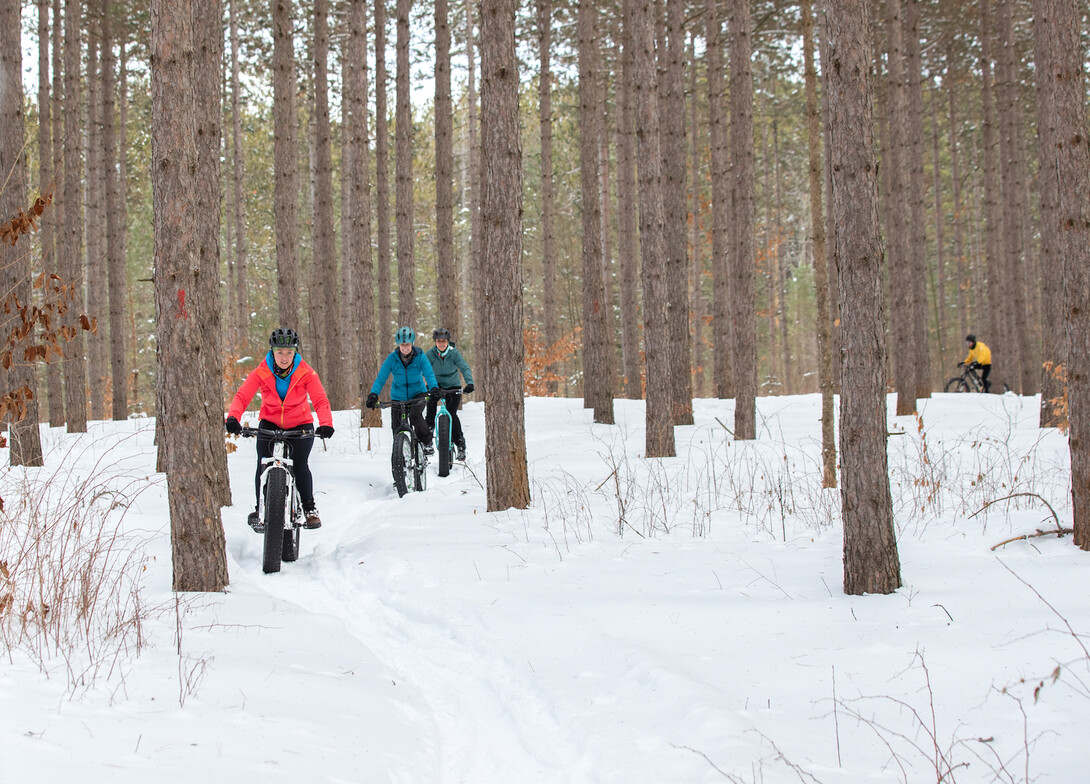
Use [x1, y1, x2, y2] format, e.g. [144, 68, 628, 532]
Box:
[395, 326, 416, 344]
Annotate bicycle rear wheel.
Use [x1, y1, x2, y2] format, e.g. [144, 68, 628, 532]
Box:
[263, 468, 288, 574]
[413, 440, 427, 492]
[944, 376, 969, 393]
[392, 431, 412, 497]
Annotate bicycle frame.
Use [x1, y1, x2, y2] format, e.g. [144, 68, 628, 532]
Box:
[242, 426, 308, 528]
[378, 398, 428, 496]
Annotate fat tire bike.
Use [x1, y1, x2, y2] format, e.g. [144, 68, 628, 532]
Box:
[944, 363, 1007, 393]
[433, 387, 462, 478]
[378, 398, 429, 497]
[240, 426, 320, 574]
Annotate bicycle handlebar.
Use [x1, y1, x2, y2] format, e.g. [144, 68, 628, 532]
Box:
[377, 397, 428, 410]
[238, 426, 321, 440]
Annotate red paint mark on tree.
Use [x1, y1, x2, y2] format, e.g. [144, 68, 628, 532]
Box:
[178, 289, 189, 319]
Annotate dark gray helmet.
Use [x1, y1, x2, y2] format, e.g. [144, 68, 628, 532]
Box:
[270, 327, 300, 349]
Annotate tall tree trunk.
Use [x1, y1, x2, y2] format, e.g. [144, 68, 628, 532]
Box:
[37, 0, 60, 429]
[824, 0, 902, 595]
[980, 0, 1006, 384]
[346, 0, 379, 425]
[537, 0, 558, 395]
[689, 30, 706, 399]
[2, 0, 43, 466]
[47, 0, 65, 426]
[480, 0, 530, 511]
[273, 0, 300, 327]
[435, 0, 458, 337]
[632, 0, 674, 457]
[884, 0, 915, 416]
[1032, 0, 1063, 427]
[194, 0, 229, 506]
[903, 0, 931, 400]
[151, 0, 229, 592]
[119, 41, 134, 407]
[729, 0, 756, 440]
[63, 0, 87, 432]
[820, 18, 841, 391]
[947, 50, 969, 343]
[662, 0, 691, 425]
[229, 0, 247, 352]
[1032, 0, 1090, 547]
[579, 0, 614, 424]
[85, 27, 108, 422]
[802, 0, 836, 488]
[617, 0, 641, 399]
[467, 1, 483, 379]
[374, 0, 392, 343]
[103, 0, 128, 421]
[929, 87, 947, 380]
[705, 0, 733, 400]
[395, 0, 415, 326]
[312, 0, 340, 402]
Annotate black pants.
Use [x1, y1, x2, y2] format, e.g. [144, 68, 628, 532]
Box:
[389, 394, 431, 444]
[426, 389, 465, 448]
[979, 364, 991, 393]
[256, 421, 316, 511]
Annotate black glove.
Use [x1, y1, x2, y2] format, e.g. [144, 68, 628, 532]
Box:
[366, 392, 378, 409]
[463, 383, 474, 394]
[225, 416, 242, 435]
[957, 362, 964, 368]
[429, 387, 442, 400]
[316, 425, 335, 439]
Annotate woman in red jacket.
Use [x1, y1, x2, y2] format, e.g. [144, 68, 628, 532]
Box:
[225, 328, 334, 529]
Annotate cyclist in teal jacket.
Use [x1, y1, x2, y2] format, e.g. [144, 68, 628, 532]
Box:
[425, 327, 474, 460]
[366, 326, 439, 452]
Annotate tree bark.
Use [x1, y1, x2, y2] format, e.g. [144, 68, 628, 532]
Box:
[395, 0, 415, 326]
[312, 0, 339, 402]
[374, 0, 392, 343]
[435, 0, 458, 338]
[728, 0, 756, 439]
[229, 0, 247, 353]
[47, 0, 65, 427]
[824, 0, 902, 595]
[102, 0, 128, 421]
[980, 0, 1006, 389]
[689, 30, 706, 399]
[1031, 0, 1090, 548]
[802, 0, 836, 489]
[273, 0, 300, 328]
[537, 0, 559, 395]
[617, 0, 641, 399]
[579, 0, 614, 424]
[632, 0, 674, 458]
[85, 28, 108, 422]
[63, 0, 87, 432]
[480, 0, 530, 511]
[151, 0, 229, 591]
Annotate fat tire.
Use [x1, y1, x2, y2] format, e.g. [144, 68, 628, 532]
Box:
[263, 468, 288, 574]
[392, 431, 411, 497]
[281, 528, 300, 562]
[413, 441, 427, 492]
[437, 413, 452, 477]
[944, 376, 969, 393]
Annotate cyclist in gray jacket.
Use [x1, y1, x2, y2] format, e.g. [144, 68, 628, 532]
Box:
[425, 327, 475, 461]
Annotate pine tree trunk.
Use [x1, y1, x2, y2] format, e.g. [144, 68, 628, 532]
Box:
[85, 29, 109, 422]
[103, 1, 128, 421]
[37, 0, 60, 429]
[395, 0, 415, 326]
[312, 0, 339, 404]
[2, 0, 43, 466]
[947, 50, 969, 343]
[579, 0, 614, 424]
[632, 0, 674, 457]
[435, 0, 458, 338]
[63, 0, 87, 432]
[480, 0, 530, 511]
[662, 0, 691, 425]
[374, 0, 392, 343]
[980, 0, 1006, 386]
[47, 0, 65, 427]
[617, 0, 641, 399]
[229, 0, 247, 353]
[273, 0, 300, 328]
[729, 0, 756, 440]
[151, 0, 229, 592]
[537, 0, 559, 395]
[1032, 0, 1064, 427]
[689, 31, 706, 399]
[1032, 0, 1090, 548]
[930, 89, 947, 381]
[802, 0, 836, 489]
[706, 0, 733, 400]
[466, 3, 483, 382]
[824, 0, 902, 595]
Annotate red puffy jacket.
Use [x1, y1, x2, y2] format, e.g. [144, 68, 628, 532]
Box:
[228, 356, 333, 429]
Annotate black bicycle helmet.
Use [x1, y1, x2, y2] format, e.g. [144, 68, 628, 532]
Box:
[433, 327, 451, 341]
[965, 334, 976, 345]
[270, 327, 300, 349]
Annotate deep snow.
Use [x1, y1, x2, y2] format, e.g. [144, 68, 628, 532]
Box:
[2, 392, 1087, 783]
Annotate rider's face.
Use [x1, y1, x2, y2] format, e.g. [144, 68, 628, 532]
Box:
[435, 338, 449, 350]
[273, 348, 296, 368]
[398, 342, 413, 355]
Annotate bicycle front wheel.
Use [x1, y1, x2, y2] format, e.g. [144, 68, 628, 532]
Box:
[944, 376, 969, 393]
[413, 441, 427, 492]
[392, 431, 412, 497]
[263, 468, 288, 574]
[436, 411, 452, 477]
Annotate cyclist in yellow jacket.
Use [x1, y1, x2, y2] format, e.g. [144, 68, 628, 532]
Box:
[960, 334, 992, 393]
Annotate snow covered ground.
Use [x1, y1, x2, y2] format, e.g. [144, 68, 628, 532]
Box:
[2, 392, 1087, 783]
